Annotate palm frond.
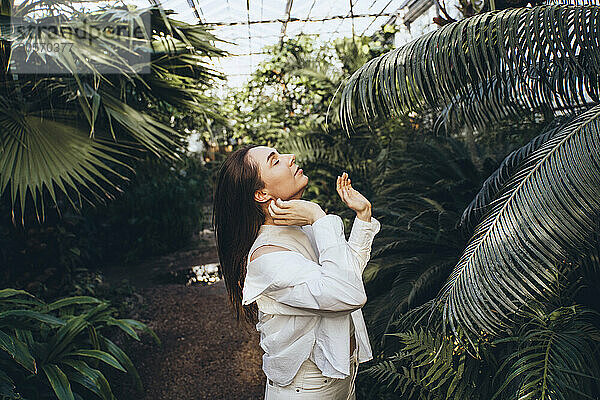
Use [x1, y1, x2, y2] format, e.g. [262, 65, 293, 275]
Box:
[340, 4, 600, 131]
[363, 328, 493, 400]
[438, 104, 600, 339]
[458, 116, 570, 232]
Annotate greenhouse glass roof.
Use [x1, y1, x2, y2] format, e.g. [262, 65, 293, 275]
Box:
[150, 0, 405, 87]
[16, 0, 405, 87]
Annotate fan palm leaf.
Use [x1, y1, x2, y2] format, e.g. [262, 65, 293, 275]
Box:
[0, 99, 137, 221]
[438, 104, 600, 339]
[0, 3, 225, 223]
[339, 4, 600, 131]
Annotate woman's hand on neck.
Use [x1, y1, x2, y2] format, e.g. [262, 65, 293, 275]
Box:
[261, 192, 303, 225]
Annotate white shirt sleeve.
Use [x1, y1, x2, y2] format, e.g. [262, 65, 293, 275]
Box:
[242, 214, 379, 314]
[347, 215, 381, 272]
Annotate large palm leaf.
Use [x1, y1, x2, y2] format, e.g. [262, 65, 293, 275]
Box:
[339, 4, 600, 132]
[458, 116, 569, 232]
[438, 104, 600, 339]
[338, 2, 600, 339]
[0, 3, 225, 224]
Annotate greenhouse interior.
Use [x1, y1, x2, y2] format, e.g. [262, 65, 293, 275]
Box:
[1, 0, 600, 399]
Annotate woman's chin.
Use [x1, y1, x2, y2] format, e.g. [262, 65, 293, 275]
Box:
[295, 180, 309, 198]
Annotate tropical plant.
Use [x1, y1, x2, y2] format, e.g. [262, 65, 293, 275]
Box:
[353, 116, 579, 399]
[492, 305, 600, 400]
[339, 3, 600, 400]
[228, 31, 396, 149]
[0, 288, 160, 400]
[340, 4, 598, 134]
[0, 1, 225, 224]
[342, 0, 600, 336]
[82, 152, 210, 264]
[0, 149, 211, 291]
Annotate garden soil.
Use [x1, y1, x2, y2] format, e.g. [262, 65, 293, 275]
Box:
[102, 228, 265, 400]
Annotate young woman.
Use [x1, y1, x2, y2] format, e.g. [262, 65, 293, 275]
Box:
[213, 144, 380, 399]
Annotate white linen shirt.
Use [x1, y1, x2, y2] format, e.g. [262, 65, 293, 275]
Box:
[241, 213, 381, 387]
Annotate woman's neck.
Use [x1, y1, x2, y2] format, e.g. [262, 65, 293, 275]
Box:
[262, 212, 278, 226]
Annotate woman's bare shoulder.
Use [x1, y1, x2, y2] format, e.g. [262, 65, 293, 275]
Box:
[249, 245, 292, 263]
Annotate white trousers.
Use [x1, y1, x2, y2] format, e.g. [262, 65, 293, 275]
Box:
[264, 348, 359, 400]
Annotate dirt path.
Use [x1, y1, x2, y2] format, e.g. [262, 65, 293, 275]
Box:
[102, 229, 266, 400]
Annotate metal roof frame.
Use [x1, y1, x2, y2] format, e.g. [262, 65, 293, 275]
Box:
[160, 0, 405, 86]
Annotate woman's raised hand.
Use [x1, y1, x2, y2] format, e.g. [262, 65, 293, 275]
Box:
[268, 198, 326, 226]
[337, 172, 372, 220]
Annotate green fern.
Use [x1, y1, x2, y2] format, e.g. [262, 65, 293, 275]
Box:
[363, 328, 493, 400]
[493, 306, 600, 400]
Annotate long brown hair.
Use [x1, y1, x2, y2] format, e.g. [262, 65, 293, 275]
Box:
[212, 144, 264, 326]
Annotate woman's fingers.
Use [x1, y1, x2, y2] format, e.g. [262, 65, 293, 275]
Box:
[337, 176, 344, 194]
[337, 172, 360, 208]
[268, 202, 276, 216]
[275, 198, 291, 208]
[343, 173, 351, 188]
[338, 172, 349, 187]
[337, 172, 353, 203]
[342, 172, 357, 194]
[269, 198, 299, 223]
[269, 200, 286, 215]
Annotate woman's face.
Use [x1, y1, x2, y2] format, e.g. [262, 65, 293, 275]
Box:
[248, 146, 308, 204]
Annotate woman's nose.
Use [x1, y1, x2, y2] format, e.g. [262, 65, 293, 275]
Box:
[288, 154, 296, 166]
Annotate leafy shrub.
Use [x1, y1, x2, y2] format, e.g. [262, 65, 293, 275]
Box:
[82, 152, 210, 264]
[0, 192, 94, 298]
[0, 152, 211, 292]
[0, 288, 160, 400]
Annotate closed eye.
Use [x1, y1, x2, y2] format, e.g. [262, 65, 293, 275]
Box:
[274, 159, 279, 165]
